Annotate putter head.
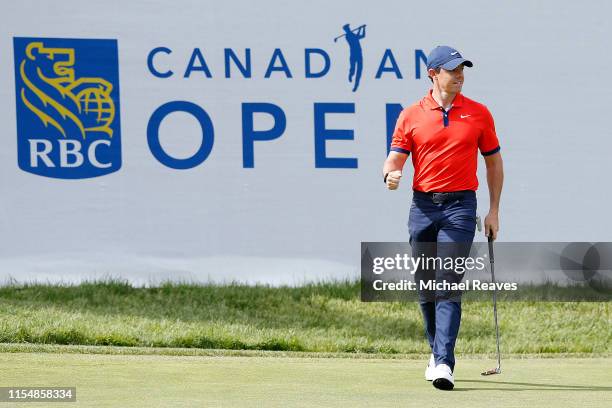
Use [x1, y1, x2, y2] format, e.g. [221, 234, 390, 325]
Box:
[481, 367, 501, 376]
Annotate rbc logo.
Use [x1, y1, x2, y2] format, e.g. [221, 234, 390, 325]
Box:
[13, 37, 121, 179]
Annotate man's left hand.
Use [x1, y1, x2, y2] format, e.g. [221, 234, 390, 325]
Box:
[484, 212, 499, 240]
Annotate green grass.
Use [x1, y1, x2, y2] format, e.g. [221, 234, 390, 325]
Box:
[1, 353, 610, 407]
[0, 280, 610, 354]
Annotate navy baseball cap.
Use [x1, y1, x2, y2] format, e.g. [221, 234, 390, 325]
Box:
[426, 46, 473, 71]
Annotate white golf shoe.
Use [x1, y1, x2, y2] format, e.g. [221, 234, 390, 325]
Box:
[432, 363, 455, 390]
[424, 354, 436, 381]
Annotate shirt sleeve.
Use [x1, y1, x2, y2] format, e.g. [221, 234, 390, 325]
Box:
[479, 107, 501, 156]
[390, 109, 412, 155]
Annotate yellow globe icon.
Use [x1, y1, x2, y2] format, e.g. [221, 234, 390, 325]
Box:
[77, 86, 114, 128]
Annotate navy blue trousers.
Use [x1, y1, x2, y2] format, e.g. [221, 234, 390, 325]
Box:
[408, 191, 477, 371]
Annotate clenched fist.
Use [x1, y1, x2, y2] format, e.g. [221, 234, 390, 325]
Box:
[386, 170, 402, 190]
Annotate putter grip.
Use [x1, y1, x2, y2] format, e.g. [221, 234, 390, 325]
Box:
[488, 235, 495, 263]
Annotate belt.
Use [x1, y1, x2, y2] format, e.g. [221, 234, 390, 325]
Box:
[413, 190, 475, 204]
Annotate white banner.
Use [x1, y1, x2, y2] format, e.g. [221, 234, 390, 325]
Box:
[1, 0, 610, 285]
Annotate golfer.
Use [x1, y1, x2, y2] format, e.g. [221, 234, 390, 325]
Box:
[341, 24, 365, 92]
[382, 45, 504, 390]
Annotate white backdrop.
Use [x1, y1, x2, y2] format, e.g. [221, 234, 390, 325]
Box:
[1, 0, 610, 285]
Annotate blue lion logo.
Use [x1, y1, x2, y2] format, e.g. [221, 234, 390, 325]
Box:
[13, 37, 122, 179]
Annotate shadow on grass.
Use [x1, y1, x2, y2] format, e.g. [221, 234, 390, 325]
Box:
[456, 379, 612, 392]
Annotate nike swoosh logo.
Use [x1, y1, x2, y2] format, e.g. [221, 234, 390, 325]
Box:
[451, 51, 458, 55]
[460, 114, 471, 119]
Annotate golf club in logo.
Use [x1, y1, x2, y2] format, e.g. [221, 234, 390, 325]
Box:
[13, 37, 122, 179]
[334, 24, 366, 92]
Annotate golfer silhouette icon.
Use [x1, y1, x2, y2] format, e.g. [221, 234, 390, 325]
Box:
[334, 24, 366, 92]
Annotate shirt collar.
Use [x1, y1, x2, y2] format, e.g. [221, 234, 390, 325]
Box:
[423, 89, 464, 110]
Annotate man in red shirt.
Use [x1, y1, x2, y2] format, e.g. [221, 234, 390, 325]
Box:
[382, 45, 504, 390]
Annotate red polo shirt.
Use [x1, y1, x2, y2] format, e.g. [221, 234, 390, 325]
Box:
[390, 90, 500, 192]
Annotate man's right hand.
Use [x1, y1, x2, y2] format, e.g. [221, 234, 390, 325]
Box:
[386, 170, 402, 190]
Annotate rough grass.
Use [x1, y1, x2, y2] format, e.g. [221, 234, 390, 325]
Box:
[0, 280, 609, 354]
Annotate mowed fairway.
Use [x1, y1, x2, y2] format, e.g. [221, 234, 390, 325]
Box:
[1, 353, 610, 407]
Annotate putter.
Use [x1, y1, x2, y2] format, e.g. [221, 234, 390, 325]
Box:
[481, 233, 502, 376]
